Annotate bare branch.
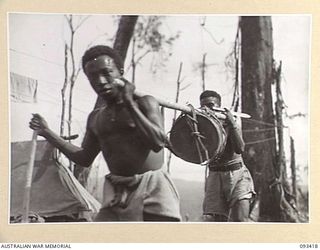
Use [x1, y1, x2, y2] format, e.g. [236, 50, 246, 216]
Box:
[65, 14, 74, 34]
[75, 67, 82, 80]
[86, 32, 110, 49]
[200, 16, 206, 26]
[125, 49, 152, 73]
[287, 112, 307, 119]
[180, 76, 187, 83]
[74, 15, 91, 32]
[135, 49, 152, 65]
[64, 14, 71, 23]
[201, 24, 224, 45]
[180, 82, 192, 91]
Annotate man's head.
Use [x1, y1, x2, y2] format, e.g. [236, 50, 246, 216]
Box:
[82, 45, 124, 74]
[82, 45, 124, 101]
[199, 90, 221, 109]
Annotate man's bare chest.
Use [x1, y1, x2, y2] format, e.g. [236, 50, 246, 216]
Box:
[92, 106, 136, 136]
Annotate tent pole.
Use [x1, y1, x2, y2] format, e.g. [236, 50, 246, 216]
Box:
[21, 131, 38, 223]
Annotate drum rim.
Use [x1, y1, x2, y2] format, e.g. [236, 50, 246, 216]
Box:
[169, 111, 227, 164]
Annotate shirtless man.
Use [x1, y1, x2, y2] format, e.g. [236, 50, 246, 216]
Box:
[199, 90, 255, 222]
[30, 45, 181, 222]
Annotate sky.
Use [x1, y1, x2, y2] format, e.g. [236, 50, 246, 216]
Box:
[9, 14, 310, 185]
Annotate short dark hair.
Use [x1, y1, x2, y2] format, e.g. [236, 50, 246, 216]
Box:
[199, 90, 221, 103]
[82, 45, 124, 74]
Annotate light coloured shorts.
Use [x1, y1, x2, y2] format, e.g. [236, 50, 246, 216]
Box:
[203, 165, 255, 218]
[94, 169, 181, 221]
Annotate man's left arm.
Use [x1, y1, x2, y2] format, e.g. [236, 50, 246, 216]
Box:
[121, 79, 166, 152]
[225, 108, 245, 154]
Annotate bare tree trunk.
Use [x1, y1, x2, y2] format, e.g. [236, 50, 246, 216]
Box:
[60, 44, 68, 137]
[290, 136, 297, 203]
[67, 15, 77, 170]
[167, 62, 183, 173]
[274, 62, 299, 221]
[201, 53, 206, 91]
[241, 16, 279, 221]
[65, 15, 85, 141]
[275, 61, 287, 183]
[68, 21, 76, 143]
[113, 15, 139, 62]
[241, 17, 300, 222]
[231, 24, 241, 111]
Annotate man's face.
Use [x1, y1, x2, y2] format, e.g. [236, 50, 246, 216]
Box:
[84, 55, 122, 101]
[200, 96, 221, 110]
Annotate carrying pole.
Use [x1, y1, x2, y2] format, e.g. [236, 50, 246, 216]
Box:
[21, 131, 38, 223]
[113, 79, 251, 119]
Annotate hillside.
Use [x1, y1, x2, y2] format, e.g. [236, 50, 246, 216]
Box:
[173, 178, 205, 222]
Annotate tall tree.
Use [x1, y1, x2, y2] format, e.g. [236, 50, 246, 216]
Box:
[241, 16, 300, 222]
[113, 15, 139, 63]
[240, 16, 279, 221]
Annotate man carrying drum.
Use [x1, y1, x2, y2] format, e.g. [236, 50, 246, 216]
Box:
[29, 45, 181, 222]
[199, 90, 255, 222]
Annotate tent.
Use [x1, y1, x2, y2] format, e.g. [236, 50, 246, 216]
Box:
[10, 140, 101, 222]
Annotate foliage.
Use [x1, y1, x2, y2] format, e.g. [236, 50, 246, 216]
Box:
[128, 16, 180, 77]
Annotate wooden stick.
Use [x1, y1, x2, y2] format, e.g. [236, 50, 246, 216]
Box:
[114, 79, 251, 119]
[21, 131, 38, 223]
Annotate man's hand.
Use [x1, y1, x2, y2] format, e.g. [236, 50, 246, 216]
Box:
[29, 113, 49, 136]
[121, 77, 135, 105]
[224, 108, 237, 128]
[224, 108, 245, 153]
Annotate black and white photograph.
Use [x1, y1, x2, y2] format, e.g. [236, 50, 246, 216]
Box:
[8, 13, 310, 225]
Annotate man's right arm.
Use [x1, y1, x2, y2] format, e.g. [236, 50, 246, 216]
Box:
[29, 113, 100, 167]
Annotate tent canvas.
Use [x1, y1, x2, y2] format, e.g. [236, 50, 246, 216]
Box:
[10, 140, 101, 221]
